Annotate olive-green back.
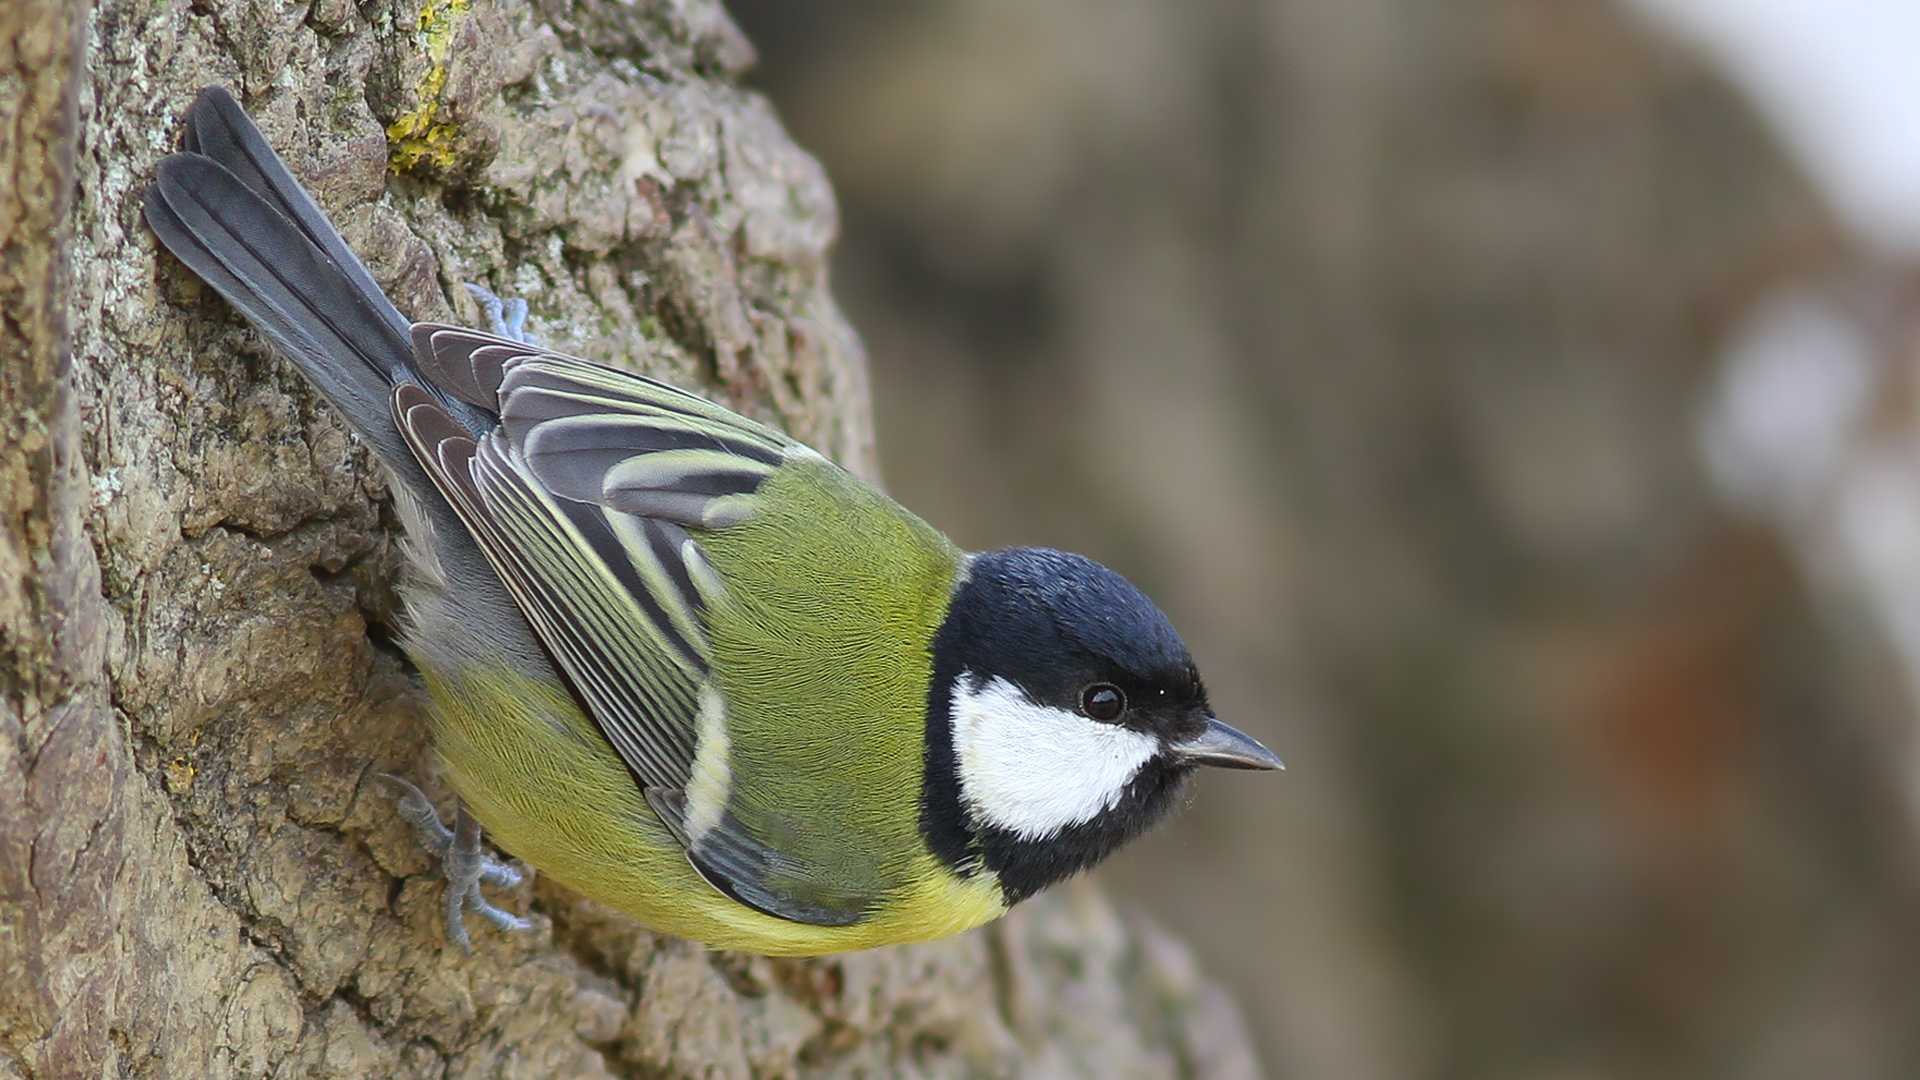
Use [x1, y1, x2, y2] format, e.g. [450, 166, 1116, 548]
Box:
[696, 454, 964, 908]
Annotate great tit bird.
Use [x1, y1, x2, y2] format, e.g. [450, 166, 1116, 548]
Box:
[143, 87, 1282, 957]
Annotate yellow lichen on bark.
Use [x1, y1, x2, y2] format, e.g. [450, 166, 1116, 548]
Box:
[385, 0, 470, 172]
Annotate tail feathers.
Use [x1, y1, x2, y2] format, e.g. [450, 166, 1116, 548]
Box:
[145, 88, 498, 460]
[176, 89, 416, 353]
[146, 86, 559, 683]
[146, 154, 424, 465]
[178, 86, 415, 364]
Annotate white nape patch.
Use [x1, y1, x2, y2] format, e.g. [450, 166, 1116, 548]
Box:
[683, 686, 732, 845]
[951, 673, 1160, 842]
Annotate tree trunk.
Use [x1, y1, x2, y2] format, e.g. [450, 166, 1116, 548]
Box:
[0, 0, 1263, 1076]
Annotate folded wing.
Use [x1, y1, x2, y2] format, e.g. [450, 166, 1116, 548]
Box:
[396, 328, 874, 925]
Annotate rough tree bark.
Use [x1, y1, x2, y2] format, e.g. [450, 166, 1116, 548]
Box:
[0, 0, 1264, 1077]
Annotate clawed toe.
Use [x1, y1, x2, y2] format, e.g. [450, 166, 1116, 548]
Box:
[464, 282, 535, 345]
[380, 774, 534, 952]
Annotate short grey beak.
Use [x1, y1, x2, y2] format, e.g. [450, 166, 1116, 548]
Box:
[1172, 719, 1285, 771]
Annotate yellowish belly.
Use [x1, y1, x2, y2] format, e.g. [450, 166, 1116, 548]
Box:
[420, 666, 1006, 956]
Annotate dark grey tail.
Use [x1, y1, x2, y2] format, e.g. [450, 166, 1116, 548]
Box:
[145, 87, 537, 650]
[143, 87, 493, 480]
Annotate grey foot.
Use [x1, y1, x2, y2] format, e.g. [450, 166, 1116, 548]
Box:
[383, 775, 534, 953]
[465, 282, 535, 345]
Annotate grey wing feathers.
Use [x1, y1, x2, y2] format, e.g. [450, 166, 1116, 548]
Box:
[410, 325, 521, 411]
[410, 324, 799, 530]
[394, 384, 704, 794]
[688, 813, 871, 926]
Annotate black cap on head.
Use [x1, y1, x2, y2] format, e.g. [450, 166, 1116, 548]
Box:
[947, 548, 1207, 726]
[920, 547, 1223, 904]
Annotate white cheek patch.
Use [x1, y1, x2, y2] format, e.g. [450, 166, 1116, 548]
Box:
[951, 673, 1161, 842]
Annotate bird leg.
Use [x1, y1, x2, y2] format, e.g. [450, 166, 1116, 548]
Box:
[383, 774, 534, 952]
[465, 282, 535, 345]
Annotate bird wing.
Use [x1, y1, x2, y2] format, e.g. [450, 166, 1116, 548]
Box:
[397, 328, 881, 926]
[394, 382, 711, 795]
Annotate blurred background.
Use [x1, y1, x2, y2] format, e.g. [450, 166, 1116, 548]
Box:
[725, 1, 1920, 1076]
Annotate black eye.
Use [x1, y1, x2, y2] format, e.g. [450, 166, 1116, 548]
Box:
[1081, 684, 1126, 721]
